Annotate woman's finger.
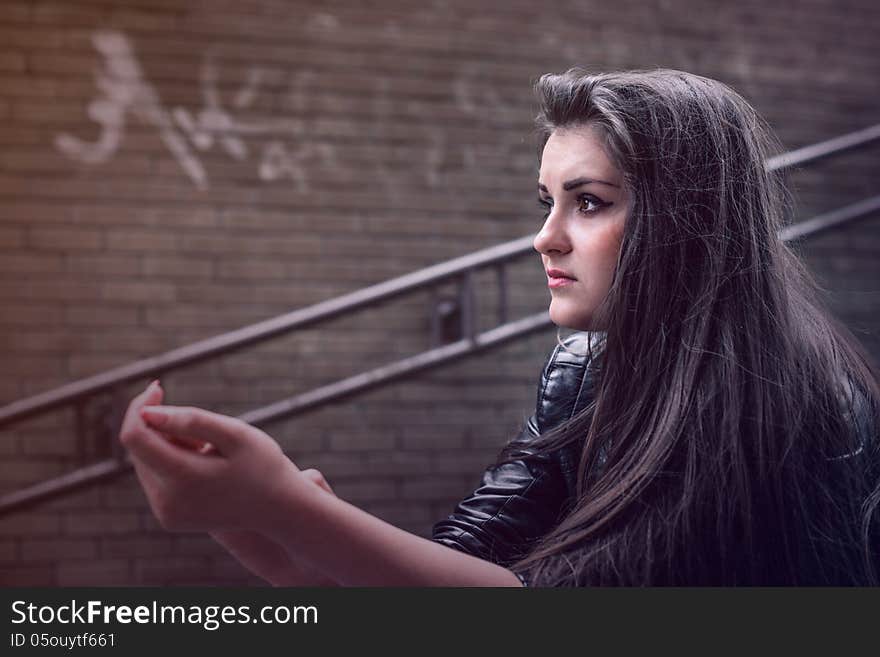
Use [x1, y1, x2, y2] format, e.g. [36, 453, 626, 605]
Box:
[124, 421, 207, 479]
[168, 433, 210, 452]
[120, 381, 164, 440]
[139, 405, 258, 456]
[301, 468, 335, 496]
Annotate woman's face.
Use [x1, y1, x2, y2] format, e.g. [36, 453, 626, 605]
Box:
[534, 126, 629, 331]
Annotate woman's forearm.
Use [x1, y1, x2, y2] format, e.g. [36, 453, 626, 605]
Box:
[209, 529, 340, 587]
[265, 480, 523, 587]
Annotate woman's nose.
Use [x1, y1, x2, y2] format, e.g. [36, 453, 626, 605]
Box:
[533, 209, 571, 255]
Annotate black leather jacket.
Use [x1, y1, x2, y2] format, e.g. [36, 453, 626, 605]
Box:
[430, 332, 876, 585]
[431, 332, 601, 583]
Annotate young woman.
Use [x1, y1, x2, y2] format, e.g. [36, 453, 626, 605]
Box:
[120, 69, 880, 586]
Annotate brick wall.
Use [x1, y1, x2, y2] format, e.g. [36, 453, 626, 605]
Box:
[0, 0, 878, 585]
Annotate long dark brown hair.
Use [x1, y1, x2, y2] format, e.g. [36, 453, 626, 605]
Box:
[500, 69, 880, 585]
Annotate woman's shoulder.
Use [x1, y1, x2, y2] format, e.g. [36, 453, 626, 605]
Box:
[534, 331, 604, 434]
[833, 370, 877, 461]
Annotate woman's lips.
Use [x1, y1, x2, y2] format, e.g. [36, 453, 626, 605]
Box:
[546, 268, 576, 288]
[547, 275, 576, 288]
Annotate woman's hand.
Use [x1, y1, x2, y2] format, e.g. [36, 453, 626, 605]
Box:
[119, 381, 524, 587]
[119, 380, 308, 534]
[119, 381, 338, 585]
[209, 470, 339, 586]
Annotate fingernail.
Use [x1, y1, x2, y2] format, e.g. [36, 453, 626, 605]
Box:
[140, 406, 168, 427]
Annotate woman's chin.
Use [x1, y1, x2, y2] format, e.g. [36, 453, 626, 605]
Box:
[548, 303, 592, 331]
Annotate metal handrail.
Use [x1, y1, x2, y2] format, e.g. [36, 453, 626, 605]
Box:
[2, 123, 879, 429]
[778, 195, 880, 242]
[0, 313, 554, 513]
[0, 235, 535, 428]
[1, 123, 878, 515]
[765, 123, 880, 172]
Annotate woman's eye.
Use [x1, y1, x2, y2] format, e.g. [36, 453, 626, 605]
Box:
[578, 194, 611, 214]
[538, 198, 553, 218]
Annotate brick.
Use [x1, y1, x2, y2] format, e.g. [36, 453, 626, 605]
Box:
[0, 566, 54, 586]
[101, 281, 176, 303]
[467, 424, 516, 449]
[0, 280, 98, 301]
[20, 537, 97, 562]
[400, 475, 470, 501]
[362, 451, 432, 476]
[67, 254, 142, 277]
[4, 151, 153, 176]
[108, 8, 180, 32]
[0, 511, 61, 537]
[106, 229, 180, 252]
[57, 558, 130, 586]
[0, 303, 64, 325]
[63, 510, 140, 535]
[0, 252, 65, 274]
[297, 452, 363, 478]
[20, 430, 78, 456]
[6, 408, 73, 431]
[1, 200, 77, 223]
[100, 475, 148, 507]
[0, 2, 30, 23]
[174, 534, 223, 557]
[79, 329, 167, 353]
[40, 486, 102, 510]
[144, 304, 248, 329]
[3, 355, 67, 379]
[431, 450, 499, 475]
[361, 408, 475, 428]
[31, 3, 106, 26]
[330, 478, 397, 502]
[173, 282, 305, 305]
[4, 329, 75, 353]
[217, 355, 332, 381]
[180, 233, 322, 256]
[327, 430, 396, 452]
[70, 205, 219, 228]
[12, 98, 96, 121]
[142, 255, 213, 279]
[0, 26, 65, 49]
[138, 510, 166, 533]
[215, 259, 288, 280]
[0, 74, 60, 99]
[0, 539, 17, 562]
[66, 304, 140, 326]
[0, 50, 25, 72]
[101, 535, 175, 558]
[0, 458, 67, 485]
[0, 227, 24, 248]
[277, 431, 325, 456]
[218, 209, 356, 232]
[0, 432, 18, 456]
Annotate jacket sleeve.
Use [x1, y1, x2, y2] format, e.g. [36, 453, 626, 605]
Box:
[430, 344, 572, 577]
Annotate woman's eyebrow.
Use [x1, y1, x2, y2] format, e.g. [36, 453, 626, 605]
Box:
[563, 176, 620, 190]
[538, 177, 620, 193]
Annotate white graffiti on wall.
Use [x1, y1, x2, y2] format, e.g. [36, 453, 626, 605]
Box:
[55, 29, 518, 192]
[55, 30, 335, 190]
